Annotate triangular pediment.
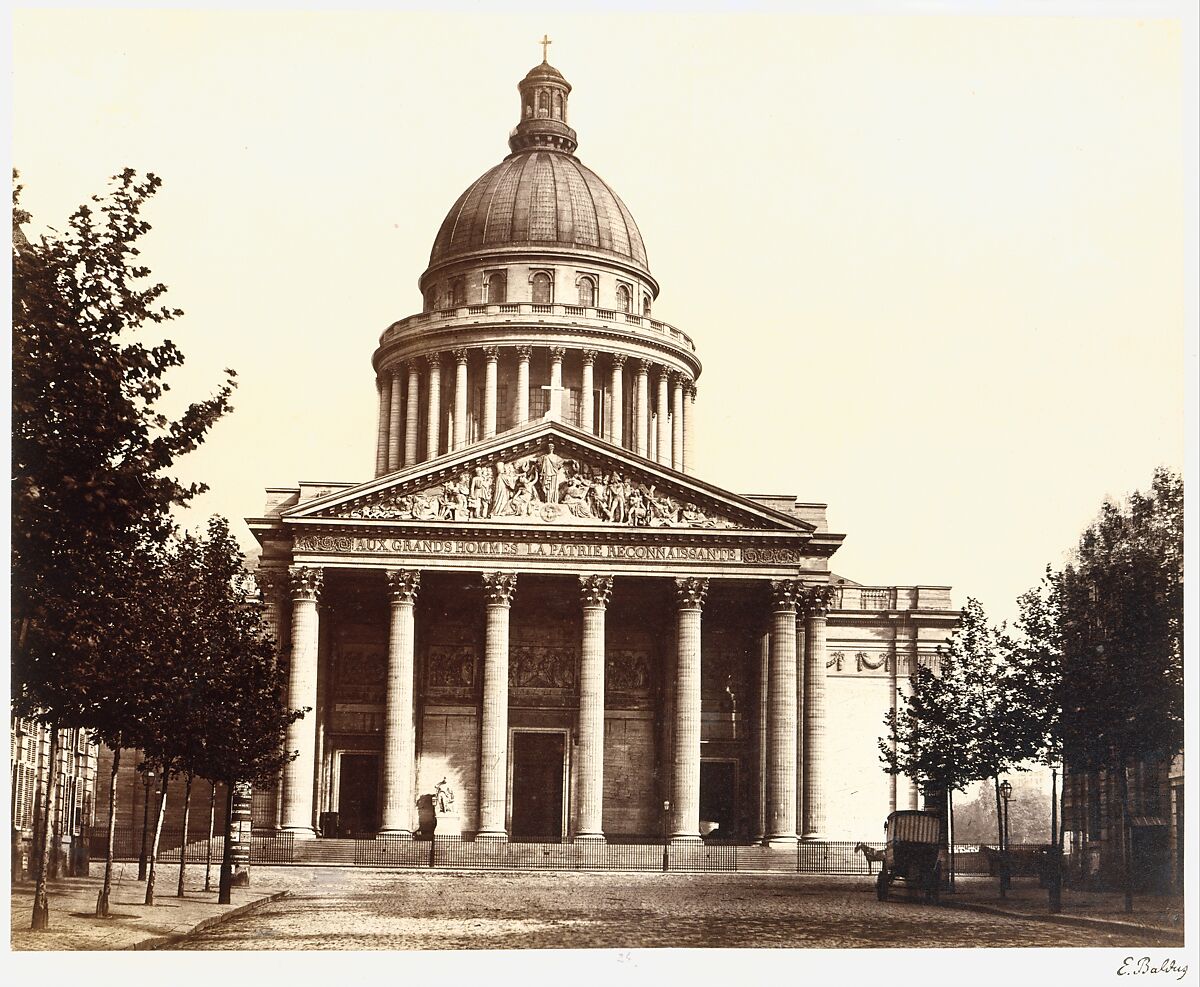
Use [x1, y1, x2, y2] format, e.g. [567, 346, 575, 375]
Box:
[283, 420, 813, 534]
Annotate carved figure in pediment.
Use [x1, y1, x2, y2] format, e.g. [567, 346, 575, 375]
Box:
[588, 470, 609, 517]
[441, 474, 470, 521]
[562, 471, 595, 518]
[605, 473, 627, 522]
[538, 442, 565, 504]
[627, 488, 648, 527]
[648, 491, 680, 526]
[490, 460, 515, 516]
[469, 466, 492, 519]
[680, 503, 711, 527]
[412, 492, 440, 520]
[512, 465, 538, 516]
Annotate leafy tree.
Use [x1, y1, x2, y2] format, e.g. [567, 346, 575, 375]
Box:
[1014, 469, 1183, 911]
[12, 170, 234, 930]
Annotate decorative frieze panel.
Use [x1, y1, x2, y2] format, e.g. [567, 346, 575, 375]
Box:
[605, 651, 652, 696]
[426, 645, 476, 694]
[510, 645, 577, 690]
[317, 439, 748, 530]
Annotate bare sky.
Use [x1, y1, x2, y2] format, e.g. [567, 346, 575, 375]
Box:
[11, 5, 1190, 626]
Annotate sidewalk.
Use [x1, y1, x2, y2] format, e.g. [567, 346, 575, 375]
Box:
[10, 861, 288, 951]
[940, 875, 1185, 941]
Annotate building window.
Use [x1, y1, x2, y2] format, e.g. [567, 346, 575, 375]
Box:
[531, 271, 553, 304]
[537, 90, 550, 118]
[553, 92, 564, 120]
[450, 277, 466, 307]
[616, 284, 631, 313]
[577, 275, 597, 307]
[424, 286, 437, 311]
[643, 294, 652, 316]
[483, 271, 507, 304]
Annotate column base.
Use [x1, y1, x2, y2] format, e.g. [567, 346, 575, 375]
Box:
[668, 834, 703, 846]
[280, 826, 317, 840]
[377, 829, 414, 840]
[764, 834, 799, 849]
[474, 830, 509, 843]
[573, 832, 606, 845]
[800, 831, 824, 841]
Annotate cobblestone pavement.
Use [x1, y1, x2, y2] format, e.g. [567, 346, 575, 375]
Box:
[176, 868, 1182, 950]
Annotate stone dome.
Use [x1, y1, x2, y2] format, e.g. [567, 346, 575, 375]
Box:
[427, 151, 650, 273]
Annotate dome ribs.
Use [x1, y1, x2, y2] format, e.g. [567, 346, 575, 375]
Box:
[578, 164, 617, 255]
[483, 157, 524, 247]
[561, 157, 598, 249]
[528, 154, 557, 242]
[449, 165, 500, 255]
[470, 160, 511, 251]
[547, 152, 575, 246]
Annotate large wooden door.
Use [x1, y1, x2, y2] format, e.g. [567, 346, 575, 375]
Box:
[338, 753, 380, 838]
[510, 732, 566, 841]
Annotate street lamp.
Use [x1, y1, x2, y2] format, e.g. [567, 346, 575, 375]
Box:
[999, 780, 1013, 892]
[138, 768, 155, 881]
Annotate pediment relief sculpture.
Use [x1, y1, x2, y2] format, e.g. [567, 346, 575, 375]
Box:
[323, 441, 747, 529]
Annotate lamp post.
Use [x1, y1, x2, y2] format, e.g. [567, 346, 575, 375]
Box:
[138, 768, 155, 881]
[999, 779, 1013, 892]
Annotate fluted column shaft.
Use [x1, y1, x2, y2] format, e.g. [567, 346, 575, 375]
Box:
[425, 356, 442, 461]
[656, 370, 671, 466]
[765, 580, 801, 846]
[516, 347, 531, 426]
[802, 589, 831, 839]
[386, 369, 404, 472]
[453, 350, 469, 450]
[255, 571, 288, 831]
[609, 356, 625, 446]
[670, 578, 707, 842]
[548, 347, 564, 421]
[755, 629, 769, 842]
[580, 351, 596, 435]
[671, 375, 685, 472]
[795, 616, 807, 838]
[375, 376, 391, 477]
[282, 567, 322, 836]
[634, 361, 650, 457]
[577, 575, 612, 842]
[479, 573, 517, 839]
[483, 348, 499, 438]
[380, 570, 420, 836]
[683, 385, 696, 474]
[403, 364, 420, 467]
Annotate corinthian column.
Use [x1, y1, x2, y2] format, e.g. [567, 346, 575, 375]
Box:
[683, 383, 697, 474]
[388, 367, 405, 472]
[516, 346, 531, 426]
[548, 346, 565, 422]
[375, 375, 391, 477]
[670, 577, 708, 843]
[765, 579, 801, 847]
[453, 348, 469, 449]
[478, 572, 517, 839]
[580, 350, 596, 435]
[255, 569, 289, 831]
[802, 586, 832, 840]
[609, 355, 625, 445]
[576, 575, 612, 842]
[380, 569, 420, 837]
[404, 362, 420, 467]
[656, 369, 671, 466]
[634, 360, 650, 457]
[671, 374, 685, 472]
[425, 354, 442, 461]
[483, 347, 499, 439]
[281, 566, 323, 837]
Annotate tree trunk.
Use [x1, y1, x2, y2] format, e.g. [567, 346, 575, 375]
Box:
[137, 769, 151, 881]
[1118, 762, 1134, 914]
[218, 782, 234, 905]
[144, 769, 170, 906]
[177, 774, 193, 897]
[30, 723, 61, 930]
[96, 746, 121, 917]
[948, 788, 956, 891]
[1048, 764, 1062, 913]
[205, 781, 216, 893]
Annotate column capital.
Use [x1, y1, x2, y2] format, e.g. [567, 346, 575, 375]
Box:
[482, 571, 518, 606]
[515, 345, 533, 361]
[288, 565, 323, 602]
[391, 364, 407, 380]
[769, 578, 804, 613]
[548, 345, 566, 362]
[803, 585, 834, 618]
[255, 568, 289, 606]
[579, 574, 613, 608]
[424, 353, 443, 371]
[632, 358, 650, 375]
[658, 367, 673, 384]
[686, 382, 698, 401]
[611, 353, 628, 369]
[669, 369, 686, 386]
[580, 348, 597, 366]
[482, 345, 500, 362]
[385, 568, 421, 605]
[453, 347, 469, 366]
[674, 577, 709, 611]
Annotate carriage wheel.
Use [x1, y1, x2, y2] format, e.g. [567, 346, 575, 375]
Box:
[876, 868, 889, 901]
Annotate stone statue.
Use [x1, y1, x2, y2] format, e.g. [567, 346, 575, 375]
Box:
[538, 441, 565, 504]
[434, 777, 455, 814]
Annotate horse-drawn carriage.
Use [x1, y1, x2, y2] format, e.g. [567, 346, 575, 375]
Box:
[876, 810, 944, 903]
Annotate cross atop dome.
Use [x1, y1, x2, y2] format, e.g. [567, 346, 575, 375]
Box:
[540, 34, 552, 63]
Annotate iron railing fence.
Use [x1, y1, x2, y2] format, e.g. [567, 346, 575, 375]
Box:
[84, 830, 1055, 877]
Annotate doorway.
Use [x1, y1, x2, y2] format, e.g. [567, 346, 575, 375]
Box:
[700, 760, 737, 841]
[510, 731, 566, 841]
[338, 753, 380, 838]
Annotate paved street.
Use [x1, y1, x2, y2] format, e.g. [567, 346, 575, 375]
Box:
[177, 868, 1182, 950]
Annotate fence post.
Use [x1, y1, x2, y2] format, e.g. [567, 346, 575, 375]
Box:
[429, 836, 435, 869]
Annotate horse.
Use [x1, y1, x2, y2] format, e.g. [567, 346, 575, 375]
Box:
[854, 842, 886, 873]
